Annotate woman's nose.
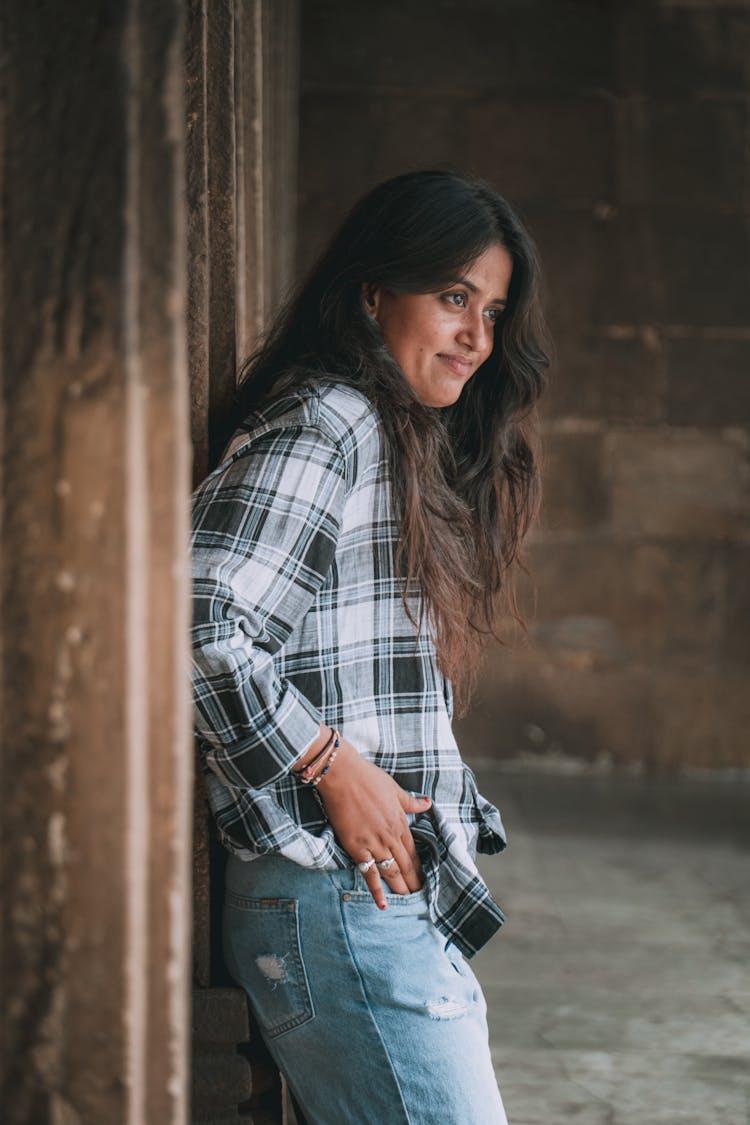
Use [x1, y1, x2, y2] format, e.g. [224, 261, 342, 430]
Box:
[457, 310, 489, 353]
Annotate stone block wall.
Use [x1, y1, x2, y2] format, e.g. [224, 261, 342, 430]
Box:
[298, 0, 750, 770]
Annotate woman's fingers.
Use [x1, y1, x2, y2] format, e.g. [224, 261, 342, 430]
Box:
[402, 832, 424, 887]
[376, 856, 411, 896]
[384, 839, 423, 893]
[357, 841, 422, 904]
[372, 837, 423, 896]
[359, 859, 388, 909]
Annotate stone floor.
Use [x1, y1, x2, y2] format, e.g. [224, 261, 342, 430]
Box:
[468, 762, 750, 1125]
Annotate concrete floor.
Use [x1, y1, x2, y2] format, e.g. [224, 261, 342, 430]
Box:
[469, 763, 750, 1125]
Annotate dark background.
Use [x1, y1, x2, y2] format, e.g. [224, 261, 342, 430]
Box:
[296, 0, 750, 772]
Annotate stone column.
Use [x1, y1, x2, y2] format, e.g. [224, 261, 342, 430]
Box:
[187, 2, 300, 1122]
[235, 0, 301, 356]
[1, 2, 192, 1122]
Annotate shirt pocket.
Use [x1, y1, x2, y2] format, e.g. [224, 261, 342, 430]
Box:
[222, 893, 315, 1039]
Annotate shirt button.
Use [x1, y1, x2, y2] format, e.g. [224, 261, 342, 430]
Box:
[342, 893, 352, 902]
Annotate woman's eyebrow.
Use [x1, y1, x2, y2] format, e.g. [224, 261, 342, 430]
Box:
[453, 277, 508, 306]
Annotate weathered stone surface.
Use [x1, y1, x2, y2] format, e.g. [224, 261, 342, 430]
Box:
[641, 3, 750, 96]
[456, 650, 656, 767]
[505, 208, 603, 350]
[192, 988, 251, 1044]
[192, 1047, 253, 1117]
[297, 91, 375, 269]
[532, 615, 629, 668]
[463, 98, 613, 204]
[653, 210, 750, 327]
[644, 100, 745, 210]
[652, 670, 750, 770]
[193, 1116, 254, 1125]
[301, 0, 615, 96]
[521, 539, 725, 668]
[539, 429, 610, 532]
[188, 5, 299, 1123]
[462, 651, 750, 771]
[522, 206, 663, 333]
[616, 96, 746, 211]
[234, 0, 302, 351]
[590, 209, 667, 327]
[2, 2, 192, 1124]
[368, 95, 466, 185]
[193, 782, 212, 988]
[666, 337, 750, 428]
[544, 329, 664, 423]
[722, 541, 750, 667]
[607, 428, 750, 538]
[186, 0, 239, 477]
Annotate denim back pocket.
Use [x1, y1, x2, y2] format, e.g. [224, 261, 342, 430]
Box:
[222, 892, 315, 1039]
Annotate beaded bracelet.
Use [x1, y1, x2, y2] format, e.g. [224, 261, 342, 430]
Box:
[309, 731, 342, 818]
[297, 729, 341, 786]
[310, 745, 339, 787]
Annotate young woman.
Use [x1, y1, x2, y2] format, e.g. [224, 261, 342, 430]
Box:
[191, 170, 549, 1124]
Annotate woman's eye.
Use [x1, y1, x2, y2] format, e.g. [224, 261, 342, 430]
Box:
[484, 307, 501, 323]
[444, 292, 466, 307]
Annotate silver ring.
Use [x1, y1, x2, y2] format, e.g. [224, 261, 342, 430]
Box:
[377, 857, 397, 872]
[357, 858, 376, 874]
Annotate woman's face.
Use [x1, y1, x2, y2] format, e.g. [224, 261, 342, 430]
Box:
[366, 242, 513, 408]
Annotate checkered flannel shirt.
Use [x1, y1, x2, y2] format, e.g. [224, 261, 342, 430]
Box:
[190, 379, 508, 956]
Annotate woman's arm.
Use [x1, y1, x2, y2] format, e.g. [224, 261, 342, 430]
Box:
[191, 424, 346, 789]
[191, 423, 430, 903]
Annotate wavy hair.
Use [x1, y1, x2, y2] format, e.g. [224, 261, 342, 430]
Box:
[224, 170, 550, 711]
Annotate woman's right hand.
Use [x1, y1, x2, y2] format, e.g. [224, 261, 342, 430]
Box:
[315, 737, 431, 909]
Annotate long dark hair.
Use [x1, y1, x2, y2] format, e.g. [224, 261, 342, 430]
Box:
[226, 170, 550, 710]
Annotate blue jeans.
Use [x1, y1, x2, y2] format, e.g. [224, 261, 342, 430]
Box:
[223, 853, 509, 1124]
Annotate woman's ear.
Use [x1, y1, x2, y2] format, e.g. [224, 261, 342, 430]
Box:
[361, 283, 380, 320]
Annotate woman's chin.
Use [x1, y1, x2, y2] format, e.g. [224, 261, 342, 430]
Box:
[427, 385, 469, 409]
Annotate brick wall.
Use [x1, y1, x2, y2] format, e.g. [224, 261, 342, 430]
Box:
[298, 0, 750, 771]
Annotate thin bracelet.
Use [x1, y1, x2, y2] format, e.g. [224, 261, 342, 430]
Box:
[297, 738, 335, 784]
[300, 744, 335, 785]
[301, 730, 341, 787]
[293, 726, 335, 780]
[311, 730, 342, 816]
[300, 725, 335, 769]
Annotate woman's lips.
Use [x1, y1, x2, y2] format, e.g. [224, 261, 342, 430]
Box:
[438, 354, 473, 376]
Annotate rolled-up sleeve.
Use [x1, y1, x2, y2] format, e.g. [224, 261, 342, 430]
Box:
[190, 424, 347, 790]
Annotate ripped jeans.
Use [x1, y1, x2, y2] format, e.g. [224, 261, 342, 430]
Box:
[223, 852, 509, 1125]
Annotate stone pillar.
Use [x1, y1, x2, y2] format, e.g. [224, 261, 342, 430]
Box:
[0, 2, 192, 1123]
[187, 2, 300, 1122]
[235, 0, 301, 356]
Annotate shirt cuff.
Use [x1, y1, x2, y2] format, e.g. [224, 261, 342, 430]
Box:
[202, 680, 323, 792]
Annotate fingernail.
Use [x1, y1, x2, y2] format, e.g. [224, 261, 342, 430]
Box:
[378, 902, 387, 911]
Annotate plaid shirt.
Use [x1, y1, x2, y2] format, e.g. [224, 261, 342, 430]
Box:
[191, 380, 507, 956]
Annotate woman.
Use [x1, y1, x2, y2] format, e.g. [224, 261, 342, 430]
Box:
[191, 169, 549, 1124]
